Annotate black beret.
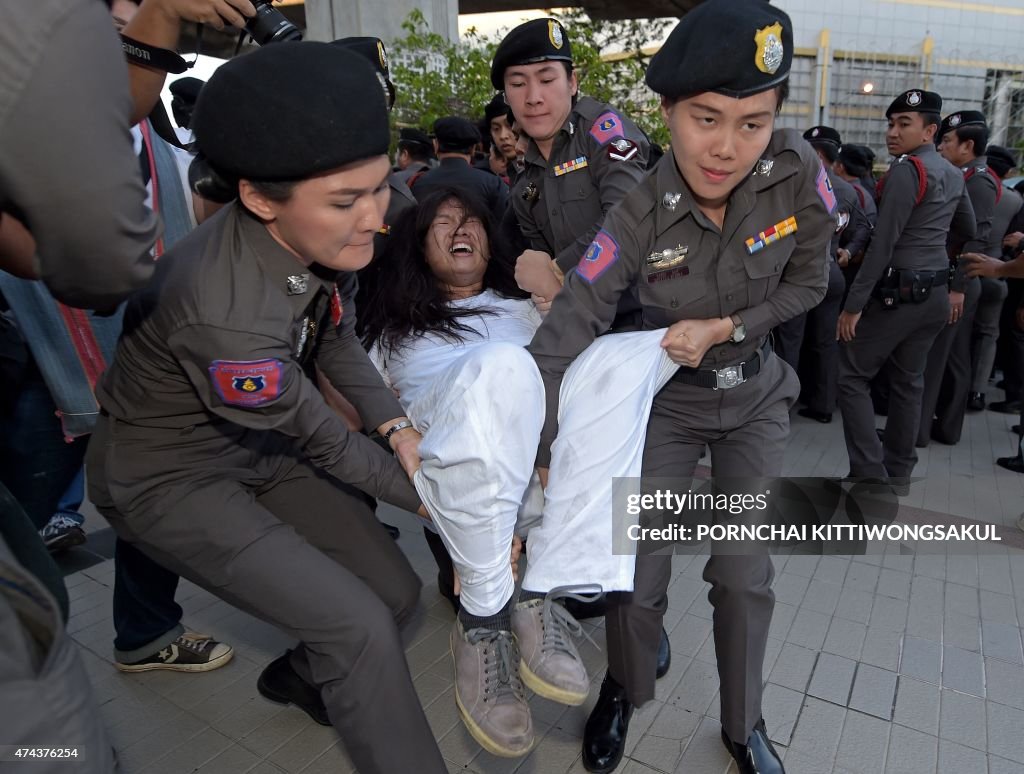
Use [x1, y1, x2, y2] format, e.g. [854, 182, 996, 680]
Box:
[398, 127, 432, 148]
[939, 109, 986, 139]
[886, 89, 942, 117]
[193, 43, 389, 181]
[332, 36, 395, 109]
[491, 18, 572, 90]
[837, 144, 871, 175]
[803, 125, 842, 146]
[646, 0, 792, 99]
[483, 93, 508, 125]
[986, 145, 1017, 177]
[168, 76, 204, 103]
[433, 117, 480, 151]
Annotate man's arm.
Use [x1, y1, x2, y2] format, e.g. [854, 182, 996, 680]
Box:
[121, 0, 255, 125]
[0, 2, 159, 310]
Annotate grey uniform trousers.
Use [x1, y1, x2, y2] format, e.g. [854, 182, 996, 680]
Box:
[971, 277, 1008, 393]
[86, 416, 446, 774]
[606, 351, 797, 743]
[918, 277, 981, 446]
[802, 260, 847, 414]
[838, 288, 950, 479]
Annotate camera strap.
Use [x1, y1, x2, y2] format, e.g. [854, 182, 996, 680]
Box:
[121, 34, 195, 74]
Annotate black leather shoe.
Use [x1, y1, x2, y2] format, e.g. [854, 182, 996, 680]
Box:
[582, 672, 633, 773]
[967, 392, 985, 412]
[656, 627, 671, 679]
[257, 652, 331, 726]
[797, 407, 832, 424]
[721, 718, 785, 774]
[990, 400, 1022, 415]
[997, 454, 1024, 474]
[1012, 424, 1021, 434]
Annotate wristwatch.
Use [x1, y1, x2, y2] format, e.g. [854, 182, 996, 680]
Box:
[383, 419, 414, 442]
[729, 314, 746, 343]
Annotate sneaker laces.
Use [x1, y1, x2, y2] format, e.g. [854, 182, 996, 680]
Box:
[540, 585, 603, 657]
[176, 633, 214, 654]
[40, 514, 82, 536]
[467, 629, 524, 703]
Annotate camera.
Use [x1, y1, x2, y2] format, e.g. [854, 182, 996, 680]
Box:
[245, 0, 302, 46]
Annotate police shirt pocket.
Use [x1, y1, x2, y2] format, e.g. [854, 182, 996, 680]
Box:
[742, 237, 794, 305]
[639, 267, 705, 326]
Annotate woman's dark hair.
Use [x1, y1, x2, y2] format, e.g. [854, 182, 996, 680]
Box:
[360, 188, 528, 356]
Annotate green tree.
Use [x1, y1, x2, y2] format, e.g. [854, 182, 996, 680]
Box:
[389, 9, 672, 147]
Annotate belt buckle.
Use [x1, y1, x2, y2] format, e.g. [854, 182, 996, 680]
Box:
[714, 364, 745, 390]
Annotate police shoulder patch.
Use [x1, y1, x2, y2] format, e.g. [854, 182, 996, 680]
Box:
[815, 163, 837, 214]
[209, 359, 284, 407]
[589, 110, 626, 146]
[576, 229, 620, 284]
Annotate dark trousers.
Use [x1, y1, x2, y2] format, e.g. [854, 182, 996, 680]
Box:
[87, 416, 446, 774]
[801, 260, 846, 414]
[113, 538, 183, 654]
[838, 289, 950, 478]
[997, 279, 1024, 400]
[0, 368, 87, 530]
[918, 277, 980, 445]
[606, 352, 796, 743]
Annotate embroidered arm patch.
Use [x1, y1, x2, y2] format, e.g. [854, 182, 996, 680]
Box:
[209, 359, 284, 407]
[815, 164, 837, 214]
[576, 229, 620, 283]
[589, 111, 626, 145]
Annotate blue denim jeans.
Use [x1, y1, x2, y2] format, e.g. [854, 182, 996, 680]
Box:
[113, 539, 184, 659]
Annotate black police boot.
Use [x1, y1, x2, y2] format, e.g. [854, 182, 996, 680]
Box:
[997, 453, 1024, 475]
[257, 651, 330, 726]
[967, 392, 985, 412]
[797, 407, 832, 424]
[656, 627, 671, 679]
[721, 718, 785, 774]
[990, 399, 1022, 415]
[582, 671, 633, 773]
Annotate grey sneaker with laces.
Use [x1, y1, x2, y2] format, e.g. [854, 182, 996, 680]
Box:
[115, 631, 234, 673]
[451, 618, 534, 757]
[512, 587, 600, 706]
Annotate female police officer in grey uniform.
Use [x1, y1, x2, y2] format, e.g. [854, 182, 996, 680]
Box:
[528, 2, 834, 772]
[85, 44, 446, 774]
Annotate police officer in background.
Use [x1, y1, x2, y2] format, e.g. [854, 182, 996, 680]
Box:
[392, 127, 435, 183]
[833, 144, 878, 291]
[411, 116, 509, 215]
[917, 110, 996, 445]
[837, 90, 975, 487]
[969, 146, 1023, 410]
[776, 125, 868, 423]
[529, 2, 834, 770]
[491, 18, 650, 317]
[84, 44, 447, 774]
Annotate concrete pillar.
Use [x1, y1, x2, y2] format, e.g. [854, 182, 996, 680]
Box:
[304, 0, 459, 44]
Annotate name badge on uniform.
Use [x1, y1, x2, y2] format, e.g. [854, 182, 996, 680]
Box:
[646, 245, 690, 283]
[745, 216, 798, 255]
[553, 156, 588, 176]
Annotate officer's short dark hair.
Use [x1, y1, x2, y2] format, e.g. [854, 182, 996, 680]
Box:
[399, 139, 433, 163]
[813, 141, 839, 164]
[663, 79, 789, 115]
[921, 112, 942, 132]
[951, 124, 988, 156]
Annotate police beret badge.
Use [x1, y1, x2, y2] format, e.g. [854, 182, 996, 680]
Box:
[907, 91, 922, 106]
[754, 22, 784, 75]
[949, 113, 961, 127]
[549, 20, 564, 49]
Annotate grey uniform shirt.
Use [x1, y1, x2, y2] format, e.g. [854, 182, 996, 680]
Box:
[528, 129, 834, 466]
[0, 0, 159, 310]
[832, 172, 871, 259]
[961, 157, 999, 255]
[990, 187, 1023, 257]
[97, 203, 420, 513]
[844, 144, 976, 313]
[512, 96, 649, 272]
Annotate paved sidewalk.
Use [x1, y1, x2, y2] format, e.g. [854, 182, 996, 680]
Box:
[62, 403, 1024, 773]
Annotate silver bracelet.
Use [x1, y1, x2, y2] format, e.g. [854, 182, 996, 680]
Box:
[383, 419, 414, 442]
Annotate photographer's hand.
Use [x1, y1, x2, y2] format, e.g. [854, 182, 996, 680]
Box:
[121, 0, 256, 124]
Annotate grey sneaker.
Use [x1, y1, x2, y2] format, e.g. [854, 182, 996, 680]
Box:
[451, 619, 534, 758]
[40, 515, 86, 554]
[116, 631, 234, 673]
[512, 587, 600, 706]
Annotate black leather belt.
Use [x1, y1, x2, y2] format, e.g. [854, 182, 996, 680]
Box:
[672, 339, 771, 390]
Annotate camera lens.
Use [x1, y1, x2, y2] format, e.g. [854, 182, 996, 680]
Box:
[245, 2, 302, 45]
